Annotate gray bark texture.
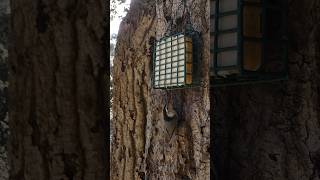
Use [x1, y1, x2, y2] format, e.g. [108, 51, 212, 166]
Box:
[212, 0, 320, 180]
[111, 0, 210, 179]
[8, 0, 108, 179]
[0, 0, 10, 179]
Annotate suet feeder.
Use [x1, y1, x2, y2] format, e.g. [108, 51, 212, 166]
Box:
[210, 0, 288, 86]
[152, 27, 201, 89]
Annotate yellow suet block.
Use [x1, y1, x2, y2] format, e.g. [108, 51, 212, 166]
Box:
[243, 41, 262, 71]
[243, 6, 262, 38]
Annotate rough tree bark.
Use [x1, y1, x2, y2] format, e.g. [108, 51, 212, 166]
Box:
[111, 0, 210, 179]
[8, 0, 108, 179]
[0, 0, 10, 179]
[212, 0, 320, 179]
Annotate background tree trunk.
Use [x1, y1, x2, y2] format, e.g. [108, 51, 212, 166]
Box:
[0, 0, 10, 179]
[111, 0, 210, 179]
[212, 0, 320, 179]
[8, 0, 108, 179]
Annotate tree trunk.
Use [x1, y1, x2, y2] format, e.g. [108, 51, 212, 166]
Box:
[111, 0, 210, 179]
[8, 0, 108, 179]
[212, 0, 320, 179]
[0, 0, 10, 179]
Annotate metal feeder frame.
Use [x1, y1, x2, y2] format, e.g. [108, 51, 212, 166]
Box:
[210, 0, 288, 87]
[152, 27, 202, 90]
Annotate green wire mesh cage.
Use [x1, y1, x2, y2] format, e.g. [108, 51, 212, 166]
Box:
[210, 0, 288, 87]
[153, 29, 202, 89]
